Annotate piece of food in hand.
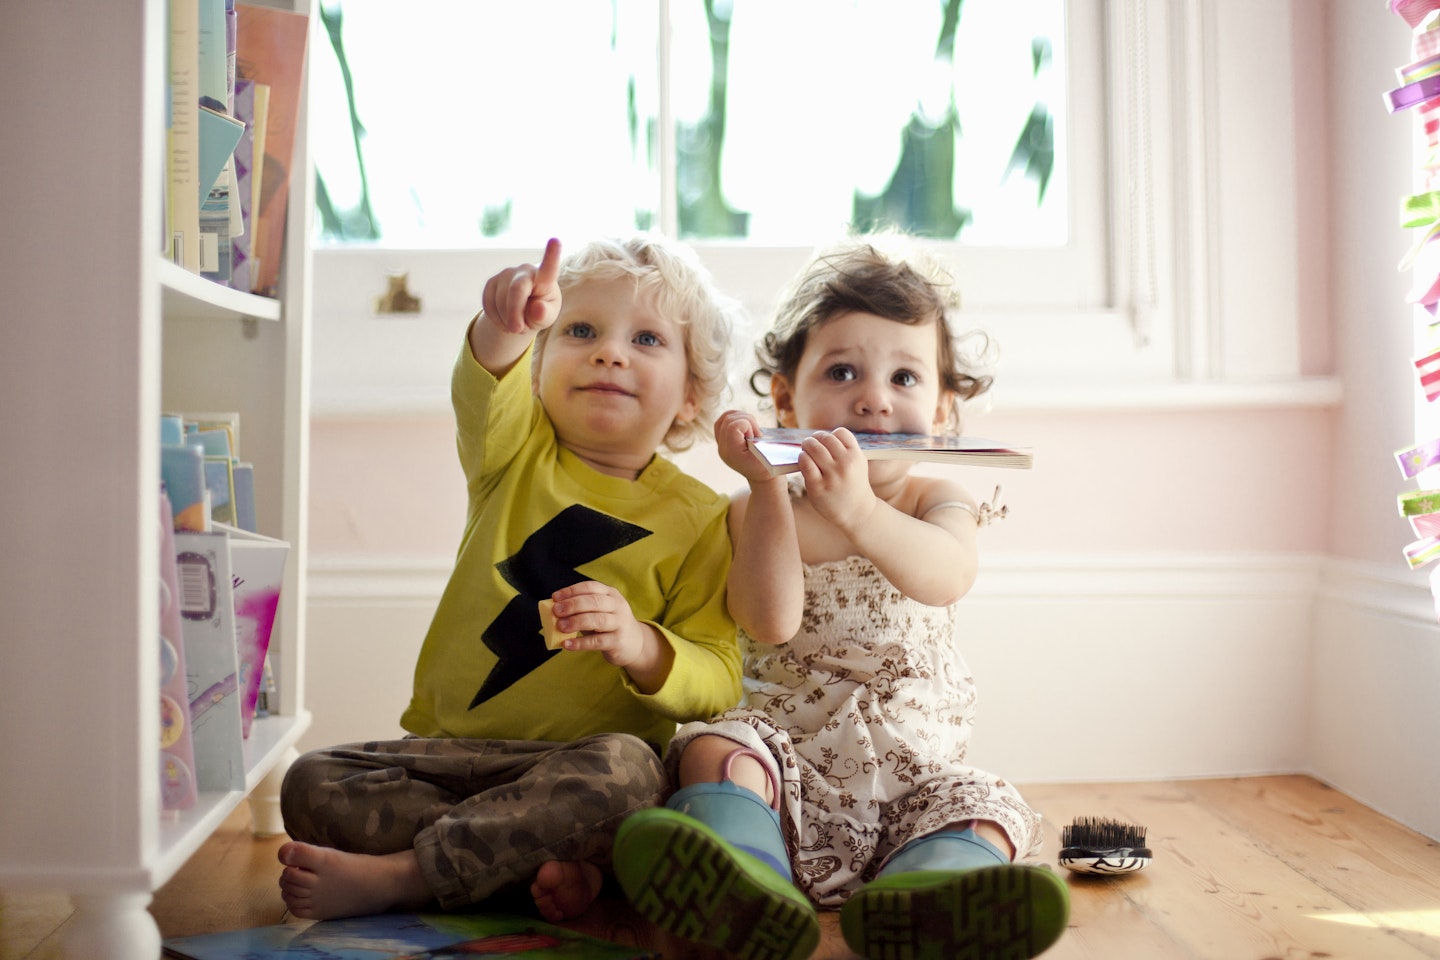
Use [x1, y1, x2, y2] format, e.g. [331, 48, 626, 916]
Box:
[538, 598, 580, 650]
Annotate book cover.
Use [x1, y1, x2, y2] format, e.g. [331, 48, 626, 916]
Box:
[198, 105, 245, 202]
[748, 427, 1034, 476]
[198, 0, 242, 279]
[229, 78, 265, 292]
[191, 426, 237, 526]
[174, 531, 245, 792]
[231, 461, 256, 533]
[183, 411, 242, 458]
[158, 491, 199, 812]
[162, 913, 658, 960]
[198, 107, 246, 281]
[197, 0, 228, 111]
[161, 413, 187, 447]
[168, 0, 202, 272]
[162, 442, 210, 532]
[214, 523, 288, 737]
[235, 3, 309, 298]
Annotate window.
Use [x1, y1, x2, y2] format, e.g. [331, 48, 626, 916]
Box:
[314, 0, 1068, 247]
[309, 1, 1311, 414]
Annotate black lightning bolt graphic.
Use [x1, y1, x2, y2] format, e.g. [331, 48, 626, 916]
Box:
[469, 504, 652, 709]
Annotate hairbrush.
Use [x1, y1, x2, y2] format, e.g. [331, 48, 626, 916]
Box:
[1058, 817, 1152, 875]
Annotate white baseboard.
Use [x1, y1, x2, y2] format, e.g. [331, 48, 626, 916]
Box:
[308, 551, 1339, 603]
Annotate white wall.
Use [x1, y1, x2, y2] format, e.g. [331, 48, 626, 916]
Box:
[1309, 2, 1440, 839]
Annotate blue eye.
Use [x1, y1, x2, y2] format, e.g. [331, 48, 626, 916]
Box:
[564, 322, 595, 339]
[634, 331, 662, 347]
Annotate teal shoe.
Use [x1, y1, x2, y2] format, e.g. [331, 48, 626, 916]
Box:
[839, 862, 1070, 960]
[613, 805, 820, 960]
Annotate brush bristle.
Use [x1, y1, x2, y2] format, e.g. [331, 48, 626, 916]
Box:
[1061, 816, 1147, 848]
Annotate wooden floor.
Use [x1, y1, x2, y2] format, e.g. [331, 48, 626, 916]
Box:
[5, 776, 1440, 959]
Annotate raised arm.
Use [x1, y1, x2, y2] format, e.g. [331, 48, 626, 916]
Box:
[468, 237, 563, 378]
[714, 410, 806, 644]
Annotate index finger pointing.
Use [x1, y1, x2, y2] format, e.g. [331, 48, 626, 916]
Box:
[534, 238, 563, 295]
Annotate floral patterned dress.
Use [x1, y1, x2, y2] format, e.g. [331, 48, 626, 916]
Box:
[667, 555, 1041, 906]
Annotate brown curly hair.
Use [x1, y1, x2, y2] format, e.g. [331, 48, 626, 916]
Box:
[750, 235, 994, 432]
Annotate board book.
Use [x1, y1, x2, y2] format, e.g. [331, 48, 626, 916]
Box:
[213, 523, 289, 737]
[173, 530, 245, 791]
[161, 912, 658, 960]
[748, 427, 1033, 476]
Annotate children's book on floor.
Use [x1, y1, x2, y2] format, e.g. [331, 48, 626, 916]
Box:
[748, 427, 1034, 476]
[161, 912, 658, 960]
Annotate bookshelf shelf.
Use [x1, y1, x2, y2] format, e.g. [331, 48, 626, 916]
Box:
[0, 3, 315, 959]
[160, 258, 282, 323]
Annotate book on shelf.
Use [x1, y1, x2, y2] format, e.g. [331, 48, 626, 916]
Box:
[162, 441, 210, 532]
[235, 2, 309, 298]
[214, 523, 288, 738]
[157, 490, 199, 812]
[747, 427, 1034, 476]
[173, 530, 246, 791]
[177, 412, 243, 526]
[183, 411, 241, 457]
[229, 78, 266, 292]
[164, 412, 255, 531]
[190, 425, 237, 526]
[161, 912, 659, 960]
[197, 0, 244, 280]
[224, 1, 245, 241]
[198, 106, 246, 280]
[167, 0, 202, 272]
[231, 461, 256, 532]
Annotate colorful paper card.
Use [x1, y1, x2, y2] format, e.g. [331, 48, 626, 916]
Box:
[1396, 437, 1440, 478]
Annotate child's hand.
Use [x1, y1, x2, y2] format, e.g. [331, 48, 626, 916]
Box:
[714, 409, 781, 486]
[546, 581, 663, 674]
[796, 428, 877, 533]
[482, 237, 563, 335]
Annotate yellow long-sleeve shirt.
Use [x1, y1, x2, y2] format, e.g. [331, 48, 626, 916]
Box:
[400, 339, 741, 748]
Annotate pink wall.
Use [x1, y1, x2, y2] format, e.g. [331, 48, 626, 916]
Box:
[309, 406, 1335, 559]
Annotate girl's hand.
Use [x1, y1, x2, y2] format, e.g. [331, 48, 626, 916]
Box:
[482, 237, 563, 335]
[796, 428, 877, 533]
[714, 409, 782, 486]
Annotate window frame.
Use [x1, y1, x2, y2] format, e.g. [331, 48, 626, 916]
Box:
[309, 0, 1327, 416]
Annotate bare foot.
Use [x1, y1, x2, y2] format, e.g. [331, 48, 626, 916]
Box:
[529, 860, 604, 922]
[277, 841, 434, 920]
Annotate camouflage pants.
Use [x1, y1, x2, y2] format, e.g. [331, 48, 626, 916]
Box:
[279, 733, 665, 909]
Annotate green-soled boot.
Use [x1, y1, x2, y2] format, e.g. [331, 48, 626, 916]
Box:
[840, 831, 1070, 960]
[613, 783, 819, 960]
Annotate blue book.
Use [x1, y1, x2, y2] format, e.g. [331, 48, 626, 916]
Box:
[161, 442, 209, 532]
[230, 461, 255, 532]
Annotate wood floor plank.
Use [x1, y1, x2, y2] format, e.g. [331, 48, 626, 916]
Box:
[150, 807, 291, 940]
[1022, 784, 1188, 960]
[0, 891, 70, 960]
[1027, 779, 1436, 959]
[1189, 776, 1440, 957]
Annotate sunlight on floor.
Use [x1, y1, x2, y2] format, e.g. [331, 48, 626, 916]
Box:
[1311, 909, 1440, 937]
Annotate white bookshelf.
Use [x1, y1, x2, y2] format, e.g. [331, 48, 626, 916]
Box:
[0, 2, 313, 957]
